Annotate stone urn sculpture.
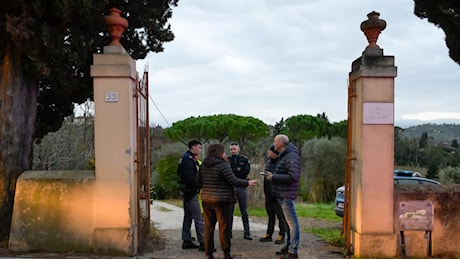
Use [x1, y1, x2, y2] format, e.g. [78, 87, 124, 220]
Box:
[360, 11, 386, 50]
[104, 7, 129, 47]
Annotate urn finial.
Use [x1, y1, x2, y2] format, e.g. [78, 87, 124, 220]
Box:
[104, 7, 129, 47]
[360, 11, 386, 51]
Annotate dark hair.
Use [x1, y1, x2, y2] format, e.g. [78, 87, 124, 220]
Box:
[188, 139, 202, 149]
[207, 143, 225, 158]
[230, 142, 238, 146]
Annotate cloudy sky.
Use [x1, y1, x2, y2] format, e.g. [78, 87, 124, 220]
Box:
[135, 0, 460, 128]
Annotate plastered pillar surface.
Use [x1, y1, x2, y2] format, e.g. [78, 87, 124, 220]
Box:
[90, 46, 138, 255]
[348, 50, 398, 257]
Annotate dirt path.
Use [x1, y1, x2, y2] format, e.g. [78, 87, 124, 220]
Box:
[145, 200, 344, 259]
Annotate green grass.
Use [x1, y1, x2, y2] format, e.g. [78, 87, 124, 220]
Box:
[241, 203, 342, 222]
[295, 203, 342, 221]
[303, 227, 345, 248]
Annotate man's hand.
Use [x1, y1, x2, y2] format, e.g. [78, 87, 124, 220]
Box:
[264, 171, 273, 180]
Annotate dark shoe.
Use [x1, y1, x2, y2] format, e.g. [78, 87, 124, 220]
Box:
[259, 233, 272, 242]
[207, 254, 214, 259]
[278, 253, 299, 259]
[275, 234, 285, 244]
[275, 245, 288, 255]
[192, 236, 196, 241]
[244, 234, 253, 240]
[182, 240, 199, 249]
[224, 253, 234, 259]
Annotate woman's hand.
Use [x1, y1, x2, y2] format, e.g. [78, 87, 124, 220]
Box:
[248, 179, 257, 186]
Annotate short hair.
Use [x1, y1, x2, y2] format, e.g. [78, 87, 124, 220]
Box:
[276, 134, 290, 146]
[188, 139, 202, 149]
[230, 142, 238, 146]
[207, 143, 225, 158]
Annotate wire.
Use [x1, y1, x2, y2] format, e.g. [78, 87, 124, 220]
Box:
[148, 93, 190, 145]
[148, 94, 172, 128]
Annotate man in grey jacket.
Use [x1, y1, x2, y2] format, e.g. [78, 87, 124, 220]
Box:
[264, 134, 300, 259]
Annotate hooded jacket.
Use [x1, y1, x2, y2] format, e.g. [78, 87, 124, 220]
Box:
[271, 143, 300, 200]
[197, 155, 249, 203]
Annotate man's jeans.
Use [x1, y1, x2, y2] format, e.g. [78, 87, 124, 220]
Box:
[182, 194, 204, 243]
[277, 197, 299, 254]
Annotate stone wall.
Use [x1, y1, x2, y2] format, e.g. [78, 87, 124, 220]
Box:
[9, 171, 100, 254]
[394, 184, 460, 258]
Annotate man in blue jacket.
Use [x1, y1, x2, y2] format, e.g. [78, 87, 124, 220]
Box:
[265, 134, 300, 259]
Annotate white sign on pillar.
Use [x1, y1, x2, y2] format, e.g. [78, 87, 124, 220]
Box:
[363, 102, 394, 124]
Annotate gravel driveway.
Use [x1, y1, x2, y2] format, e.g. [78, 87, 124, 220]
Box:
[145, 200, 344, 259]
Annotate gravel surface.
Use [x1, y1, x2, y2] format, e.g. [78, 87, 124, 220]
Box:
[0, 200, 344, 259]
[144, 200, 345, 259]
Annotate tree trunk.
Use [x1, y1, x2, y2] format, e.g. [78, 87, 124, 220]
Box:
[0, 46, 38, 240]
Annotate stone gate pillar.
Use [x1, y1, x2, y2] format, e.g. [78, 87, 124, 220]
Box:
[90, 8, 138, 255]
[348, 11, 398, 257]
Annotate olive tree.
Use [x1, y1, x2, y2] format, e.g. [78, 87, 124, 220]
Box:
[300, 137, 347, 203]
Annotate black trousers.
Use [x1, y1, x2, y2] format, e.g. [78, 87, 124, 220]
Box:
[264, 181, 286, 236]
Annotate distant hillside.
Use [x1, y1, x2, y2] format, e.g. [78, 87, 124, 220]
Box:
[399, 123, 460, 144]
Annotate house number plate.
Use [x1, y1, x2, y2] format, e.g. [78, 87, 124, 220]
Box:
[105, 92, 119, 102]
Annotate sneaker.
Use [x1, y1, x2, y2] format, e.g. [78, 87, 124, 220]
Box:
[275, 245, 288, 256]
[277, 253, 299, 259]
[259, 234, 272, 242]
[182, 240, 199, 249]
[275, 234, 285, 244]
[244, 234, 253, 240]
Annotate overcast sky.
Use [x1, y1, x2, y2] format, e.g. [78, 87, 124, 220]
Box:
[135, 0, 460, 129]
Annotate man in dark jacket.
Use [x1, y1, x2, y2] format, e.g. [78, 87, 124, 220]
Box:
[260, 145, 286, 244]
[228, 142, 252, 240]
[178, 140, 205, 250]
[265, 134, 300, 259]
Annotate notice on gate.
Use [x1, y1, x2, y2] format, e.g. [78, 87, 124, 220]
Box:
[363, 102, 394, 124]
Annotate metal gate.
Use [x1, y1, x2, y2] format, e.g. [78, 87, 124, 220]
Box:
[343, 79, 355, 256]
[135, 69, 151, 252]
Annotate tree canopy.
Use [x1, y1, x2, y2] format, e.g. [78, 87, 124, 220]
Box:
[164, 114, 270, 149]
[2, 0, 178, 139]
[414, 0, 460, 65]
[0, 0, 178, 240]
[282, 114, 331, 151]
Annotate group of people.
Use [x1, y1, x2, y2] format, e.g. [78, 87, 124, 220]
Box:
[177, 134, 300, 259]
